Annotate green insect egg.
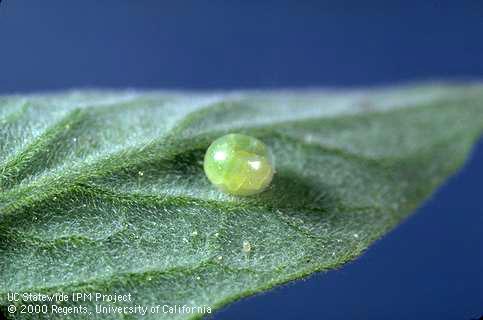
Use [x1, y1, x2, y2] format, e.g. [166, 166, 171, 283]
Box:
[204, 133, 275, 196]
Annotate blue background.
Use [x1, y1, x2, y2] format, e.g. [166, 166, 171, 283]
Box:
[0, 1, 482, 319]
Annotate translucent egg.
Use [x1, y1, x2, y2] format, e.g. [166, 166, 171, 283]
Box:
[203, 133, 274, 196]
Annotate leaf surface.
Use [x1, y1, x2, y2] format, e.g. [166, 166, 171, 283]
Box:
[1, 84, 483, 319]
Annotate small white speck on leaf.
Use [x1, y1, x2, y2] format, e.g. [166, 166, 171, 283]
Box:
[196, 276, 201, 280]
[138, 171, 144, 176]
[217, 255, 223, 260]
[242, 240, 251, 253]
[191, 230, 198, 236]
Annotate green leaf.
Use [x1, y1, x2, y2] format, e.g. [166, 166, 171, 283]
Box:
[1, 84, 482, 319]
